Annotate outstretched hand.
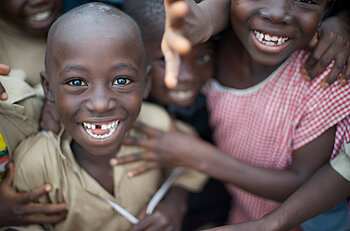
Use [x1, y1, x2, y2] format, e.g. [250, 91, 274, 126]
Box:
[0, 64, 11, 101]
[303, 16, 350, 88]
[110, 121, 208, 177]
[0, 162, 67, 227]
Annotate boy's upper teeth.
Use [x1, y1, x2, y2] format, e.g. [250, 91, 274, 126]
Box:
[29, 10, 51, 22]
[254, 30, 289, 46]
[83, 120, 119, 130]
[169, 90, 194, 100]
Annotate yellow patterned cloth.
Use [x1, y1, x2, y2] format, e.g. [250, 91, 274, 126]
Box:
[0, 131, 9, 182]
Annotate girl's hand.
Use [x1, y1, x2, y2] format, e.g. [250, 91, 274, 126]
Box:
[303, 16, 350, 88]
[0, 162, 67, 227]
[110, 121, 208, 177]
[40, 99, 61, 134]
[0, 64, 11, 100]
[130, 187, 188, 231]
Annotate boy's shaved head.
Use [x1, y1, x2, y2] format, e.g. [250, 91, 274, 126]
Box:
[46, 2, 146, 76]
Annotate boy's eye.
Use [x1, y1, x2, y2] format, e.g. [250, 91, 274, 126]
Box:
[113, 77, 132, 85]
[197, 53, 211, 64]
[296, 0, 316, 4]
[67, 79, 87, 87]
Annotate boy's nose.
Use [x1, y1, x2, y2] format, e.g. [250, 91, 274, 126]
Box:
[178, 64, 196, 83]
[84, 93, 117, 115]
[27, 0, 49, 6]
[258, 1, 293, 24]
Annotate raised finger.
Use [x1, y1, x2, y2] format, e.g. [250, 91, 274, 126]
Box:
[166, 29, 191, 55]
[110, 152, 157, 166]
[18, 184, 53, 204]
[0, 82, 8, 101]
[126, 162, 158, 177]
[2, 161, 15, 186]
[168, 1, 188, 29]
[0, 64, 10, 75]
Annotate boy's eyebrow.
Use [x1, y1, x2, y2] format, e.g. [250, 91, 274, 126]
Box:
[61, 64, 88, 74]
[111, 63, 140, 75]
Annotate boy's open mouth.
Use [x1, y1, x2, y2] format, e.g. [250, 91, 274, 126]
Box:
[82, 120, 119, 139]
[29, 10, 52, 22]
[253, 30, 289, 46]
[169, 90, 195, 101]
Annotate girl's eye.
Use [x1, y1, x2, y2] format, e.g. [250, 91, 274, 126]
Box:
[197, 53, 211, 64]
[113, 77, 132, 85]
[67, 79, 87, 87]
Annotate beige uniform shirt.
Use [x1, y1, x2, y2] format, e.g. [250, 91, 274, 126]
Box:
[331, 142, 350, 182]
[0, 70, 42, 156]
[10, 102, 207, 231]
[0, 19, 46, 87]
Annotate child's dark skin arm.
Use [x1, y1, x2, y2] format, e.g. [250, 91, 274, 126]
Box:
[0, 162, 67, 227]
[203, 163, 350, 231]
[113, 122, 335, 202]
[130, 186, 189, 231]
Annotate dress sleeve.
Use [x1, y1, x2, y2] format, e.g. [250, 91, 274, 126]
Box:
[293, 65, 350, 151]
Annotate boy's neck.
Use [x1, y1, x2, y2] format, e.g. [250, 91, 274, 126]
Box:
[215, 32, 284, 89]
[71, 140, 115, 195]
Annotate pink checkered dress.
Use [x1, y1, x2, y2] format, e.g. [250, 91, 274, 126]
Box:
[204, 49, 350, 225]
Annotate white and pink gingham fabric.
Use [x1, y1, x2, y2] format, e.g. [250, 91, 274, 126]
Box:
[204, 49, 350, 225]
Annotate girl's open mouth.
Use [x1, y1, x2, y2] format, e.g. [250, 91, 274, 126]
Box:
[251, 30, 291, 53]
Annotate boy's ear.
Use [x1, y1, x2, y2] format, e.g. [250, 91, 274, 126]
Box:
[143, 65, 152, 99]
[40, 71, 55, 103]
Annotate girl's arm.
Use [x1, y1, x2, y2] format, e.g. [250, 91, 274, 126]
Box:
[203, 163, 350, 231]
[113, 122, 335, 202]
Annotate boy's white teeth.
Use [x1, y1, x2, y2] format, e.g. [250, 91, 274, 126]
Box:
[83, 120, 119, 139]
[29, 10, 51, 22]
[169, 90, 194, 100]
[254, 30, 289, 46]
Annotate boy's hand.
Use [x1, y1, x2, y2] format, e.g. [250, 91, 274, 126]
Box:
[129, 187, 187, 231]
[303, 16, 350, 88]
[0, 64, 11, 101]
[0, 162, 67, 227]
[111, 121, 202, 177]
[40, 99, 61, 134]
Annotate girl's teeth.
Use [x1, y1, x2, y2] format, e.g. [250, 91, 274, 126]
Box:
[254, 30, 289, 46]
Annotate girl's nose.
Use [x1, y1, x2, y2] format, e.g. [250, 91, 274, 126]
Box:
[258, 1, 293, 24]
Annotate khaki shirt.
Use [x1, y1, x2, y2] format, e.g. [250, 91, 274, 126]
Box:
[331, 142, 350, 182]
[0, 19, 46, 87]
[10, 102, 207, 231]
[0, 70, 42, 156]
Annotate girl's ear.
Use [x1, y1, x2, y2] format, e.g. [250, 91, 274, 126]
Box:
[143, 65, 152, 99]
[40, 71, 55, 103]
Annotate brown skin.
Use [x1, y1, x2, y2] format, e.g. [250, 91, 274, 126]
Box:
[203, 163, 350, 231]
[42, 10, 188, 230]
[163, 0, 350, 88]
[0, 162, 67, 227]
[0, 0, 62, 36]
[112, 0, 340, 203]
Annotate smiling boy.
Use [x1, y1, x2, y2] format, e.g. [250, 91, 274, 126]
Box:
[7, 3, 206, 231]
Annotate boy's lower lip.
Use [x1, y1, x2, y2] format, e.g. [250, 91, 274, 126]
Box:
[250, 30, 290, 53]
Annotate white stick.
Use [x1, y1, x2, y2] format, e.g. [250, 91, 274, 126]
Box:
[104, 198, 139, 224]
[146, 167, 183, 215]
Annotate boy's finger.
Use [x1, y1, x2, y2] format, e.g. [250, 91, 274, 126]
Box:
[132, 121, 163, 137]
[0, 64, 10, 75]
[3, 161, 15, 186]
[21, 203, 67, 215]
[166, 29, 191, 55]
[0, 83, 8, 101]
[340, 59, 350, 85]
[110, 152, 156, 166]
[19, 184, 53, 204]
[127, 162, 158, 178]
[168, 1, 188, 29]
[22, 212, 67, 225]
[323, 53, 347, 87]
[163, 48, 180, 88]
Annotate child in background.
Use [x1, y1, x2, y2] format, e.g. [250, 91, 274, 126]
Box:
[113, 0, 350, 230]
[123, 0, 231, 229]
[8, 3, 206, 230]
